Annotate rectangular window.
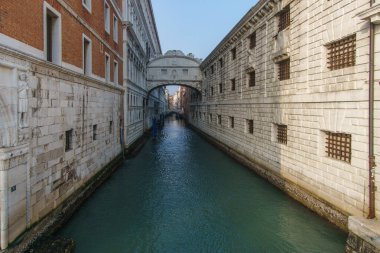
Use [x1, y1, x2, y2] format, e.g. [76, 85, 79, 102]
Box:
[231, 78, 236, 91]
[219, 83, 223, 93]
[65, 129, 73, 152]
[278, 58, 290, 81]
[209, 114, 212, 123]
[248, 71, 255, 87]
[325, 132, 351, 163]
[219, 58, 224, 68]
[109, 121, 113, 134]
[277, 124, 287, 144]
[211, 65, 214, 74]
[217, 115, 222, 125]
[229, 117, 234, 128]
[249, 32, 256, 49]
[82, 0, 92, 12]
[326, 34, 356, 70]
[246, 119, 254, 134]
[231, 47, 237, 60]
[278, 6, 290, 32]
[161, 69, 167, 75]
[83, 35, 91, 75]
[113, 15, 118, 42]
[104, 2, 110, 33]
[93, 125, 97, 140]
[211, 86, 214, 96]
[183, 69, 189, 75]
[105, 54, 110, 82]
[113, 61, 118, 84]
[45, 4, 61, 64]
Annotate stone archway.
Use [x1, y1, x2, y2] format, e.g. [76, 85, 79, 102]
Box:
[147, 50, 202, 94]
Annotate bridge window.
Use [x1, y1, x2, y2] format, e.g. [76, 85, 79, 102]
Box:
[246, 119, 254, 134]
[231, 78, 236, 91]
[231, 47, 237, 60]
[161, 69, 167, 75]
[276, 124, 287, 144]
[182, 69, 188, 75]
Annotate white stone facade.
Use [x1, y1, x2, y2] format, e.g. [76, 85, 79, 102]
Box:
[123, 0, 166, 147]
[188, 0, 380, 220]
[0, 47, 123, 249]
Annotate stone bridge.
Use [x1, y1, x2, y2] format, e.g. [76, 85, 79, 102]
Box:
[146, 50, 202, 95]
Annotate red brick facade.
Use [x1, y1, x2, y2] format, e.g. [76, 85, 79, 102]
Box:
[0, 0, 123, 85]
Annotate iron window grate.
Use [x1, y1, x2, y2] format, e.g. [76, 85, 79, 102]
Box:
[277, 124, 287, 144]
[65, 129, 73, 152]
[249, 32, 256, 49]
[278, 6, 290, 32]
[231, 78, 236, 91]
[278, 59, 290, 81]
[247, 120, 254, 134]
[325, 132, 351, 163]
[327, 34, 356, 70]
[248, 71, 255, 87]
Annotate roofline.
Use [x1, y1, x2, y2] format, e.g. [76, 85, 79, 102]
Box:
[147, 0, 162, 54]
[201, 0, 276, 69]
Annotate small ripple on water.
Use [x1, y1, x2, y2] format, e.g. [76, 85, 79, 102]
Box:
[57, 118, 347, 253]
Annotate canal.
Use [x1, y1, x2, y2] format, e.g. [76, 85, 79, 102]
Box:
[58, 117, 347, 252]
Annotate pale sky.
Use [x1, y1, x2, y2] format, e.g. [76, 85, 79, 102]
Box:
[151, 0, 258, 94]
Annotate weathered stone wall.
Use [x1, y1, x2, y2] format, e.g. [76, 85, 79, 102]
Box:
[189, 0, 379, 223]
[0, 46, 123, 249]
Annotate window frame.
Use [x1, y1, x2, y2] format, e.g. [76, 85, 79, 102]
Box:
[82, 0, 92, 13]
[113, 60, 118, 85]
[105, 53, 111, 83]
[113, 15, 118, 43]
[278, 58, 290, 81]
[44, 2, 62, 65]
[104, 1, 110, 34]
[65, 129, 73, 152]
[82, 34, 92, 76]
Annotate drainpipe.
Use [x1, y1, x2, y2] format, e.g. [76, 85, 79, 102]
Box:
[0, 167, 9, 249]
[368, 19, 376, 219]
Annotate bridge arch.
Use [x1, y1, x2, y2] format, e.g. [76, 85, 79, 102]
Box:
[147, 50, 202, 94]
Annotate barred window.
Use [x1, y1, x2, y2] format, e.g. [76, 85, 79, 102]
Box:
[248, 71, 255, 87]
[231, 78, 236, 91]
[218, 115, 222, 125]
[326, 34, 356, 70]
[278, 58, 290, 81]
[231, 47, 237, 60]
[249, 32, 256, 49]
[93, 125, 97, 140]
[219, 83, 223, 93]
[278, 6, 290, 32]
[246, 119, 254, 134]
[65, 129, 73, 152]
[109, 121, 113, 134]
[229, 117, 234, 128]
[277, 124, 287, 144]
[325, 132, 351, 163]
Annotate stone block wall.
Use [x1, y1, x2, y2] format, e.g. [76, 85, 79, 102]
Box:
[0, 47, 123, 249]
[189, 0, 379, 222]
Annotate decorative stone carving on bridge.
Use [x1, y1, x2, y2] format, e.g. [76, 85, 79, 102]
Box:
[147, 50, 202, 93]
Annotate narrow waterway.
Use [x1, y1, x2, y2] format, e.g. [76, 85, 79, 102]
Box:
[58, 117, 346, 252]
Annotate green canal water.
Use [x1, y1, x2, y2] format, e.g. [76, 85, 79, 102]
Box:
[58, 117, 347, 252]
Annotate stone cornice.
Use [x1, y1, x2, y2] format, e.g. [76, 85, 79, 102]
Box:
[201, 0, 279, 69]
[357, 3, 380, 24]
[0, 45, 124, 94]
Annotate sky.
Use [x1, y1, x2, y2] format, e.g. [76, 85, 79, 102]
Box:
[151, 0, 258, 95]
[151, 0, 258, 60]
